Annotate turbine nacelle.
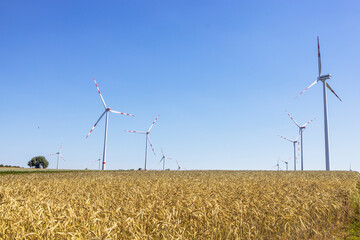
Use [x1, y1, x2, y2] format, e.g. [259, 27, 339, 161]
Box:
[317, 74, 332, 82]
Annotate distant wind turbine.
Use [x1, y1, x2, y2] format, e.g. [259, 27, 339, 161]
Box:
[285, 111, 315, 171]
[86, 78, 134, 170]
[280, 158, 289, 171]
[295, 37, 342, 171]
[93, 152, 102, 170]
[278, 134, 300, 171]
[125, 115, 159, 170]
[48, 144, 65, 169]
[159, 148, 172, 171]
[274, 159, 280, 171]
[175, 160, 181, 170]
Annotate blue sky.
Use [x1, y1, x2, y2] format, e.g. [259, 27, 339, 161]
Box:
[1, 1, 359, 171]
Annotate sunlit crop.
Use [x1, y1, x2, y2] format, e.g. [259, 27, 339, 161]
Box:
[0, 171, 358, 239]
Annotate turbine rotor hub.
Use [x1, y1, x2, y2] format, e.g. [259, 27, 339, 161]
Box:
[317, 74, 332, 81]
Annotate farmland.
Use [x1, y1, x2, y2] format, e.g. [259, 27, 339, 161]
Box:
[0, 170, 359, 239]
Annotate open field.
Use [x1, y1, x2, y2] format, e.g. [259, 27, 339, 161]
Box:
[0, 170, 359, 239]
[0, 168, 81, 176]
[0, 167, 62, 172]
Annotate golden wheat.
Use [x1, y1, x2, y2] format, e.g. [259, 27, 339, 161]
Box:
[0, 171, 358, 239]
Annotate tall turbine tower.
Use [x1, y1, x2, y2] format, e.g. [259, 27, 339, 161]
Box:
[175, 160, 181, 170]
[278, 135, 299, 170]
[86, 78, 134, 170]
[285, 112, 315, 171]
[281, 158, 289, 171]
[48, 144, 65, 169]
[125, 115, 159, 170]
[274, 159, 280, 171]
[93, 152, 102, 170]
[159, 148, 172, 171]
[296, 37, 342, 171]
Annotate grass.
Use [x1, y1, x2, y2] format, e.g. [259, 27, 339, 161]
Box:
[0, 170, 359, 239]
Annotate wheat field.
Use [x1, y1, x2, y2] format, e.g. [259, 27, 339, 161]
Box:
[0, 171, 359, 239]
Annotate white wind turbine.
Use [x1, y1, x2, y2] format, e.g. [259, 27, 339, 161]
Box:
[86, 78, 134, 170]
[285, 111, 315, 171]
[175, 160, 181, 170]
[274, 159, 280, 171]
[93, 152, 101, 170]
[280, 158, 290, 171]
[159, 148, 172, 171]
[125, 115, 159, 170]
[278, 134, 299, 171]
[48, 144, 65, 169]
[296, 37, 342, 171]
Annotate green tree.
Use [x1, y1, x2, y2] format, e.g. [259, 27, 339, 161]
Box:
[28, 156, 49, 169]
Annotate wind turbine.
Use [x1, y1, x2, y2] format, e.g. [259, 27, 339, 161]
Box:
[48, 144, 65, 169]
[296, 37, 342, 171]
[86, 78, 134, 170]
[93, 152, 102, 170]
[175, 160, 181, 170]
[278, 135, 299, 171]
[125, 115, 159, 170]
[285, 111, 315, 171]
[280, 158, 289, 171]
[274, 159, 280, 171]
[159, 148, 172, 171]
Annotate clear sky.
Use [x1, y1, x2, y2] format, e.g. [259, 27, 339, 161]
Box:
[1, 0, 359, 171]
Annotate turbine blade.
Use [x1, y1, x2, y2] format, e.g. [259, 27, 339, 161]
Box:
[148, 115, 159, 132]
[86, 110, 107, 138]
[278, 135, 294, 143]
[326, 82, 342, 102]
[124, 130, 147, 134]
[60, 154, 65, 161]
[285, 111, 301, 128]
[147, 135, 156, 156]
[161, 148, 164, 155]
[93, 77, 107, 109]
[317, 36, 321, 77]
[48, 153, 57, 156]
[295, 80, 318, 99]
[158, 156, 165, 165]
[167, 157, 173, 160]
[59, 144, 63, 152]
[110, 110, 135, 117]
[302, 117, 316, 128]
